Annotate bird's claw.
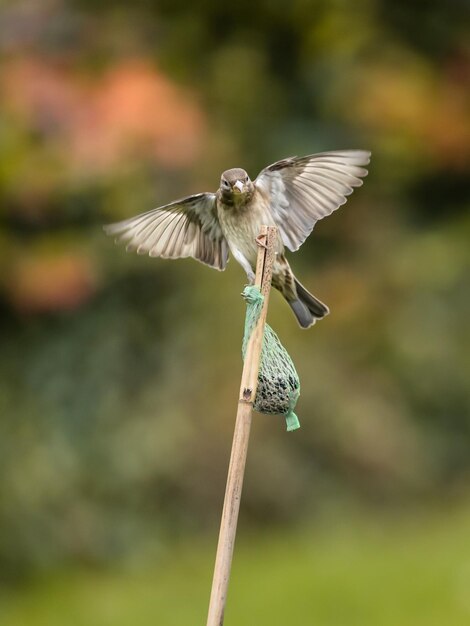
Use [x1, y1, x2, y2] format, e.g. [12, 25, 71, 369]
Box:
[240, 275, 255, 296]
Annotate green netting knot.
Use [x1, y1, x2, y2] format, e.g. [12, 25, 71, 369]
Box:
[242, 285, 301, 432]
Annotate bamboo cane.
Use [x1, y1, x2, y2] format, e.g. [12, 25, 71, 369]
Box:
[206, 225, 278, 626]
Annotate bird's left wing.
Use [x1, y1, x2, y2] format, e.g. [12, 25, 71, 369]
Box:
[104, 193, 229, 270]
[255, 150, 371, 251]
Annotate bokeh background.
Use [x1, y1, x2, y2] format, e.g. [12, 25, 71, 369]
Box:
[1, 1, 469, 624]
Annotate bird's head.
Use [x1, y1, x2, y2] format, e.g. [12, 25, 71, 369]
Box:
[219, 168, 254, 205]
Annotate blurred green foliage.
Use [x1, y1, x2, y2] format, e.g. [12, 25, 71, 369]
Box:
[2, 505, 470, 625]
[0, 0, 469, 596]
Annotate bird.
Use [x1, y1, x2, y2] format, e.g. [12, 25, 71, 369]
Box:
[104, 150, 370, 328]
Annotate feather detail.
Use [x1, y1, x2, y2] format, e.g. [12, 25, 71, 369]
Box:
[104, 193, 229, 271]
[255, 150, 371, 251]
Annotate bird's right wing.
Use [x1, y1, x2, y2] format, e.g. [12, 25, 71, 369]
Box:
[104, 193, 229, 271]
[255, 150, 370, 251]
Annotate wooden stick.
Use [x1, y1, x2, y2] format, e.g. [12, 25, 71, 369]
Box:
[206, 225, 277, 626]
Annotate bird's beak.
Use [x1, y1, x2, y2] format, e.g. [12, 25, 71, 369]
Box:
[233, 180, 244, 193]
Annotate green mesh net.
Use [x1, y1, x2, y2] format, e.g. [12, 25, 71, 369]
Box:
[242, 286, 300, 432]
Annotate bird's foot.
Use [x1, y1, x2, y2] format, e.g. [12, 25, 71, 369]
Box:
[246, 270, 256, 284]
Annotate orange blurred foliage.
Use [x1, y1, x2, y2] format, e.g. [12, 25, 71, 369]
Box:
[6, 252, 98, 313]
[351, 60, 470, 167]
[2, 56, 206, 173]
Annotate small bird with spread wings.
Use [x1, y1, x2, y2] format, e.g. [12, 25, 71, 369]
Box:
[104, 150, 370, 328]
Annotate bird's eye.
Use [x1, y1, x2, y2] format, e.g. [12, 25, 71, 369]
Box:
[223, 180, 230, 188]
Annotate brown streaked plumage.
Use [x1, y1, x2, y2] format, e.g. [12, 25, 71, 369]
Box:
[104, 150, 371, 328]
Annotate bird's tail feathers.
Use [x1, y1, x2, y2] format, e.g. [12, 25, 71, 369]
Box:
[288, 278, 329, 329]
